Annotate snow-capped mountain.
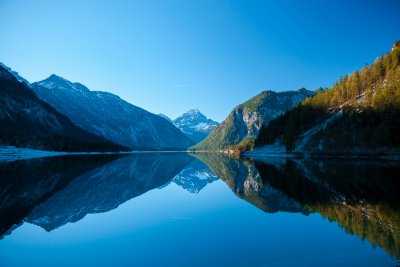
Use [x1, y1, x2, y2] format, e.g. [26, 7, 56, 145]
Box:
[160, 109, 219, 143]
[30, 75, 194, 150]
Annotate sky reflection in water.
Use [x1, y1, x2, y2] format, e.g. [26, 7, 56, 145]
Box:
[0, 153, 398, 267]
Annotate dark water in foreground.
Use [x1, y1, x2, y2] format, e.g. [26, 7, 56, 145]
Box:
[0, 153, 399, 267]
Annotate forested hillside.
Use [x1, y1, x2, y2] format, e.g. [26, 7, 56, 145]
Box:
[255, 41, 400, 154]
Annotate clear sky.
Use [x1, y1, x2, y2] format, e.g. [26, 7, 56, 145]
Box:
[0, 0, 399, 121]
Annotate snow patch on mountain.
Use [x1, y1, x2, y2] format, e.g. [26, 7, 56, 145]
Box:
[172, 109, 219, 143]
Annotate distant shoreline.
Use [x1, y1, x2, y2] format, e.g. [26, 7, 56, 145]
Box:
[2, 146, 400, 162]
[0, 146, 196, 162]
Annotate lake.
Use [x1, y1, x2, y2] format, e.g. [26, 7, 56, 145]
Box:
[0, 153, 399, 267]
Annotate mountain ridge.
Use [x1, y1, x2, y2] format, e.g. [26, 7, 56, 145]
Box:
[0, 65, 125, 152]
[0, 62, 29, 85]
[192, 88, 314, 150]
[30, 75, 194, 150]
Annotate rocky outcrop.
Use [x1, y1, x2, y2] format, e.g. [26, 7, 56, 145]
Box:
[192, 89, 314, 150]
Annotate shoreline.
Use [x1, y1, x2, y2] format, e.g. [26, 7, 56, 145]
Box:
[243, 151, 400, 161]
[2, 145, 400, 162]
[0, 146, 131, 162]
[0, 146, 195, 162]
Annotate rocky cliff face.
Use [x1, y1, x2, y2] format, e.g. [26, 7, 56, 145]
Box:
[193, 88, 314, 150]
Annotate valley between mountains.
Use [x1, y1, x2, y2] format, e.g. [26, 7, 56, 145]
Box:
[1, 41, 400, 158]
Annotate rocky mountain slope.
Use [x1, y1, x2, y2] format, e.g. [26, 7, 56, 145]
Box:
[192, 88, 314, 150]
[0, 65, 124, 152]
[158, 113, 174, 124]
[0, 62, 29, 85]
[30, 75, 193, 150]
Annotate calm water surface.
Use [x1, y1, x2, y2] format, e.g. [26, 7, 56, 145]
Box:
[0, 153, 399, 267]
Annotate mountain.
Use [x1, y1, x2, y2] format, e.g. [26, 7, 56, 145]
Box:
[0, 62, 29, 85]
[158, 113, 174, 124]
[172, 109, 219, 143]
[192, 88, 314, 150]
[0, 65, 125, 152]
[30, 75, 193, 150]
[254, 41, 400, 155]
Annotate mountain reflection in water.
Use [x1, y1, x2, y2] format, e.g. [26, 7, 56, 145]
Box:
[194, 153, 400, 259]
[0, 152, 399, 266]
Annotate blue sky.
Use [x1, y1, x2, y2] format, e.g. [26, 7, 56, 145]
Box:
[0, 0, 399, 121]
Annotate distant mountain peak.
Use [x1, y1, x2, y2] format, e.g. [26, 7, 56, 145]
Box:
[186, 108, 201, 114]
[37, 75, 91, 93]
[48, 73, 63, 79]
[179, 108, 207, 120]
[173, 109, 219, 144]
[41, 74, 72, 86]
[46, 74, 72, 83]
[296, 87, 314, 96]
[260, 88, 313, 96]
